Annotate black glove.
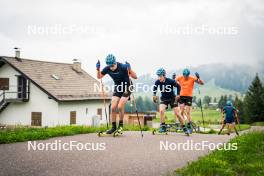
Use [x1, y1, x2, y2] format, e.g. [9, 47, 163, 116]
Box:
[195, 72, 200, 79]
[172, 73, 176, 79]
[153, 96, 158, 103]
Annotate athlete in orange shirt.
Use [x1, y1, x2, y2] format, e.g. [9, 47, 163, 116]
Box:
[176, 68, 204, 132]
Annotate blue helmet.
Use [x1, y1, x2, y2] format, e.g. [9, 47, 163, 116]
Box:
[226, 100, 233, 106]
[183, 68, 190, 77]
[156, 68, 166, 76]
[105, 54, 116, 66]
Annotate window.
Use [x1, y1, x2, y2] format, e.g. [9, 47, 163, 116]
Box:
[31, 112, 42, 126]
[0, 78, 9, 90]
[70, 111, 76, 125]
[97, 108, 102, 120]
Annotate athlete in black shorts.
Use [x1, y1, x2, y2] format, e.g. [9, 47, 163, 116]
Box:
[97, 54, 137, 134]
[153, 68, 186, 133]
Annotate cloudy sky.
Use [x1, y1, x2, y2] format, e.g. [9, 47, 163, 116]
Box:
[0, 0, 263, 77]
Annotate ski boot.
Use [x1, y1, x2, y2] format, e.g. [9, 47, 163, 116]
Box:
[116, 123, 123, 136]
[187, 122, 193, 134]
[182, 126, 190, 136]
[152, 124, 168, 135]
[98, 123, 119, 137]
[159, 124, 167, 133]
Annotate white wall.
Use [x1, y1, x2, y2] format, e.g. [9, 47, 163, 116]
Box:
[0, 63, 110, 127]
[0, 64, 19, 99]
[0, 82, 59, 126]
[58, 100, 110, 126]
[0, 64, 59, 126]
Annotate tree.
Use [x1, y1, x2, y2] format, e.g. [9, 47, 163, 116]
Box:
[143, 96, 155, 112]
[136, 96, 144, 112]
[218, 95, 228, 108]
[228, 94, 233, 101]
[193, 96, 197, 104]
[203, 96, 211, 106]
[233, 96, 245, 123]
[243, 74, 264, 123]
[213, 97, 217, 103]
[197, 98, 202, 107]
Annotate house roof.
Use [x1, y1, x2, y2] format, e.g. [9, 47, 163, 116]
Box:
[0, 56, 111, 101]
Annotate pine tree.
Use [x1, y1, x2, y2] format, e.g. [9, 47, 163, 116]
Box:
[243, 74, 264, 123]
[197, 98, 202, 107]
[213, 97, 217, 103]
[136, 96, 144, 112]
[233, 96, 245, 123]
[203, 96, 211, 106]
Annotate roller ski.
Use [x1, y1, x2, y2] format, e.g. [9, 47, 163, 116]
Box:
[186, 122, 193, 134]
[182, 126, 190, 136]
[168, 123, 190, 136]
[152, 124, 168, 135]
[98, 126, 123, 137]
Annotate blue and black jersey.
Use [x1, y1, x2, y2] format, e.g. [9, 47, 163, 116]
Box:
[153, 78, 181, 100]
[223, 105, 237, 121]
[101, 62, 130, 86]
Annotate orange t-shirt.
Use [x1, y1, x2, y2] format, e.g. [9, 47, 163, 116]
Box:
[176, 75, 197, 97]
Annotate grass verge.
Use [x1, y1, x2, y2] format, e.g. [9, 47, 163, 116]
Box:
[251, 122, 264, 126]
[173, 131, 264, 176]
[0, 125, 150, 144]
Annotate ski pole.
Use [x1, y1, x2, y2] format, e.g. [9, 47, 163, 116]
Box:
[236, 114, 241, 131]
[131, 92, 144, 138]
[100, 78, 109, 129]
[197, 87, 205, 132]
[127, 69, 143, 138]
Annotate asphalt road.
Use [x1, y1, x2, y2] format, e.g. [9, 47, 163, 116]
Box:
[0, 130, 240, 176]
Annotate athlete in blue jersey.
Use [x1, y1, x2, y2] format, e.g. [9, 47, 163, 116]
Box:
[97, 54, 137, 134]
[153, 68, 187, 133]
[218, 100, 239, 136]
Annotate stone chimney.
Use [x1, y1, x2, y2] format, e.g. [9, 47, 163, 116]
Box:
[72, 59, 82, 73]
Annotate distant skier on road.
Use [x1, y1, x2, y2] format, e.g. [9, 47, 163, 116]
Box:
[218, 100, 240, 136]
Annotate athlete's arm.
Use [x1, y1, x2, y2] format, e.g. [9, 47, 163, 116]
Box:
[153, 81, 160, 96]
[197, 78, 204, 85]
[221, 108, 225, 124]
[129, 69, 137, 79]
[97, 70, 105, 79]
[234, 109, 239, 124]
[194, 72, 204, 85]
[152, 81, 159, 103]
[97, 66, 108, 79]
[174, 81, 181, 96]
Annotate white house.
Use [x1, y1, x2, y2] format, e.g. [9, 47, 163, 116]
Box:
[0, 55, 111, 127]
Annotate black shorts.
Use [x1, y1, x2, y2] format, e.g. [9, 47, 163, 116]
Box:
[224, 118, 235, 124]
[160, 98, 178, 109]
[113, 85, 132, 98]
[179, 96, 193, 106]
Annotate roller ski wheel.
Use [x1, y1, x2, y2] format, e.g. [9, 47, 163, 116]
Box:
[185, 130, 190, 136]
[152, 129, 168, 135]
[113, 127, 123, 137]
[183, 127, 190, 136]
[98, 128, 123, 137]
